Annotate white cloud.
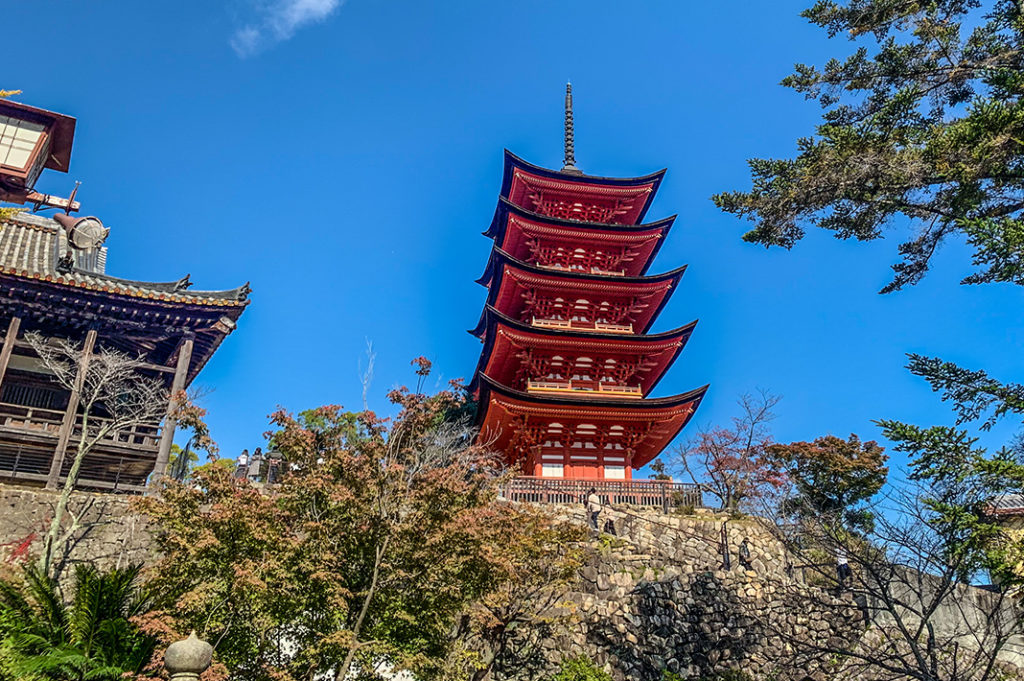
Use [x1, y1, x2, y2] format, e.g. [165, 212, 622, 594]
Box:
[231, 0, 342, 57]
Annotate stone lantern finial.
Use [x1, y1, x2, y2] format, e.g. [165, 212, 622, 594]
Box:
[165, 631, 213, 681]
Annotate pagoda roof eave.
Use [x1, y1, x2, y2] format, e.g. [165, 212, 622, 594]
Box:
[467, 305, 698, 394]
[484, 199, 676, 276]
[0, 214, 250, 385]
[476, 247, 687, 289]
[475, 372, 709, 416]
[476, 251, 685, 336]
[484, 197, 677, 238]
[474, 373, 708, 469]
[500, 150, 666, 223]
[470, 304, 697, 342]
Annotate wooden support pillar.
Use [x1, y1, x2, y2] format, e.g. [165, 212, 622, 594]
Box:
[150, 337, 194, 488]
[0, 316, 22, 391]
[46, 329, 97, 490]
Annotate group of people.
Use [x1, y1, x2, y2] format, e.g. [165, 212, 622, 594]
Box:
[235, 447, 283, 484]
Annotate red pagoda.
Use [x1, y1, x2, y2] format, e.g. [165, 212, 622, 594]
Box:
[472, 85, 707, 483]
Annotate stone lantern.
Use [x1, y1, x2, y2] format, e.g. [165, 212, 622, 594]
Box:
[164, 631, 213, 681]
[0, 98, 79, 211]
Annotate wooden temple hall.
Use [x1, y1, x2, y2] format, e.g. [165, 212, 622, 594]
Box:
[472, 85, 707, 507]
[0, 98, 248, 492]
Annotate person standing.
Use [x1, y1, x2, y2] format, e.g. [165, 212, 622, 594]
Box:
[720, 520, 732, 571]
[585, 487, 601, 530]
[836, 546, 852, 590]
[235, 449, 249, 480]
[247, 447, 264, 483]
[738, 537, 752, 570]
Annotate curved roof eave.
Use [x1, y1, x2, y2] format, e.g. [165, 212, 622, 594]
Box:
[476, 371, 709, 411]
[467, 306, 698, 394]
[480, 304, 697, 343]
[500, 150, 667, 222]
[479, 247, 687, 288]
[485, 197, 677, 239]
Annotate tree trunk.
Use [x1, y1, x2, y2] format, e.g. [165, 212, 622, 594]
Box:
[39, 416, 100, 578]
[336, 537, 390, 681]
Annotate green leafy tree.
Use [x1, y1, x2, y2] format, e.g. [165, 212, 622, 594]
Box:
[0, 564, 156, 680]
[768, 429, 1024, 681]
[138, 362, 579, 681]
[549, 656, 611, 681]
[648, 460, 672, 481]
[711, 4, 1024, 676]
[714, 0, 1024, 575]
[768, 433, 888, 531]
[714, 0, 1024, 293]
[881, 420, 1024, 584]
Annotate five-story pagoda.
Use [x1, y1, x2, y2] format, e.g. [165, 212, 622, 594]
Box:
[472, 85, 707, 483]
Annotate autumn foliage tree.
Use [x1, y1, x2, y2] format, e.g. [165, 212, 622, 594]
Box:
[458, 509, 586, 681]
[768, 433, 888, 531]
[137, 360, 584, 681]
[676, 391, 786, 512]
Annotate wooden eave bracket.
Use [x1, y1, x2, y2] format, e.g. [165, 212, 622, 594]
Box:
[0, 188, 81, 213]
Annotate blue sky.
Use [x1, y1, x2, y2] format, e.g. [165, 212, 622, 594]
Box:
[6, 0, 1022, 475]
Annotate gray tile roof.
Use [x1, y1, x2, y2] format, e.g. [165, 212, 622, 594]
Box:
[0, 213, 248, 307]
[991, 493, 1024, 513]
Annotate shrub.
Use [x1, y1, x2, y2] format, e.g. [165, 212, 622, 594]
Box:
[552, 655, 612, 681]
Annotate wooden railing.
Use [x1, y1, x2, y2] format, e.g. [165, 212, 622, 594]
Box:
[0, 445, 151, 492]
[501, 476, 703, 510]
[0, 401, 160, 451]
[526, 379, 643, 398]
[536, 263, 627, 277]
[531, 318, 634, 334]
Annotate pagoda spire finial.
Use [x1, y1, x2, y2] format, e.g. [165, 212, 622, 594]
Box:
[562, 82, 582, 175]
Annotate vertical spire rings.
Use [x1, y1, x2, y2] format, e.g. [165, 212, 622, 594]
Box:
[562, 82, 582, 175]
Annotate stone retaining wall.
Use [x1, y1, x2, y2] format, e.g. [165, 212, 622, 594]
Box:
[0, 484, 152, 572]
[540, 507, 862, 681]
[0, 483, 1017, 680]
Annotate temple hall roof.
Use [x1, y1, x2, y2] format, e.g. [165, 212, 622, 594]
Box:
[0, 212, 249, 306]
[0, 212, 249, 383]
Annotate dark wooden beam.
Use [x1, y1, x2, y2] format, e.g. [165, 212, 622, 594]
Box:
[9, 338, 175, 374]
[46, 329, 97, 490]
[0, 317, 22, 390]
[150, 336, 194, 490]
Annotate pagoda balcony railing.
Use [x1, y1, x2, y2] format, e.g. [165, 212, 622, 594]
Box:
[526, 379, 643, 398]
[502, 476, 704, 510]
[536, 263, 626, 277]
[531, 317, 634, 334]
[0, 401, 161, 452]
